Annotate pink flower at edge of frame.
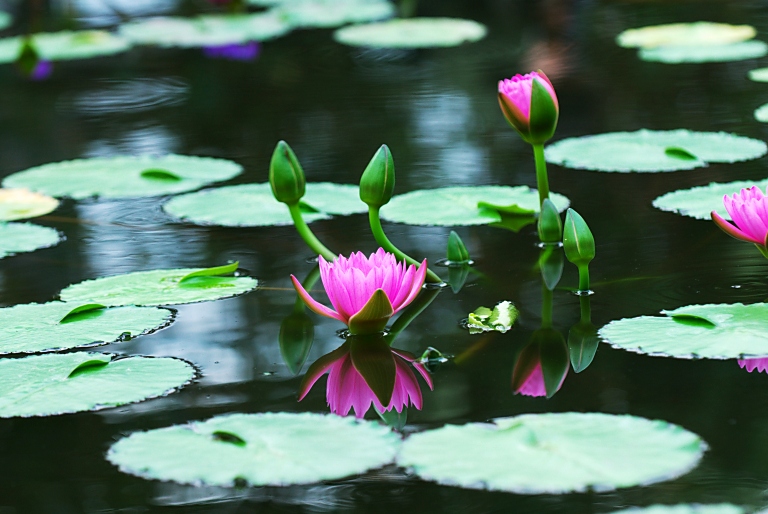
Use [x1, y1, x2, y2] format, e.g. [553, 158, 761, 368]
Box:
[739, 358, 768, 374]
[711, 186, 768, 246]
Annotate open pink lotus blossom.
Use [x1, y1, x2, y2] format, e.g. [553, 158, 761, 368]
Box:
[498, 71, 559, 144]
[739, 358, 768, 374]
[712, 186, 768, 252]
[291, 248, 427, 335]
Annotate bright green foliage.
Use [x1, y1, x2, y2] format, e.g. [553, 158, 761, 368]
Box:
[359, 145, 396, 208]
[0, 222, 62, 258]
[0, 31, 130, 63]
[334, 18, 487, 48]
[446, 230, 471, 263]
[270, 141, 306, 205]
[617, 23, 756, 49]
[466, 301, 518, 334]
[653, 179, 768, 220]
[611, 505, 745, 514]
[563, 209, 595, 267]
[639, 41, 768, 63]
[538, 198, 562, 243]
[268, 0, 395, 29]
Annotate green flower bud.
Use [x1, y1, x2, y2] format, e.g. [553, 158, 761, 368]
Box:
[359, 144, 395, 208]
[446, 230, 470, 263]
[279, 311, 314, 376]
[562, 208, 595, 266]
[269, 140, 305, 205]
[537, 198, 562, 243]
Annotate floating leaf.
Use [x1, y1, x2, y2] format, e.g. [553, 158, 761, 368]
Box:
[60, 268, 258, 307]
[755, 103, 768, 123]
[466, 301, 518, 334]
[652, 178, 768, 220]
[0, 222, 62, 258]
[748, 67, 768, 82]
[0, 188, 58, 221]
[179, 262, 239, 283]
[140, 168, 182, 182]
[379, 186, 569, 226]
[163, 183, 365, 227]
[664, 147, 697, 160]
[270, 0, 395, 29]
[398, 412, 706, 494]
[58, 303, 106, 323]
[545, 130, 766, 173]
[0, 352, 194, 417]
[107, 412, 400, 486]
[599, 303, 768, 359]
[638, 41, 768, 63]
[334, 18, 487, 48]
[0, 12, 10, 31]
[0, 31, 130, 63]
[3, 155, 242, 200]
[611, 505, 745, 514]
[616, 23, 756, 49]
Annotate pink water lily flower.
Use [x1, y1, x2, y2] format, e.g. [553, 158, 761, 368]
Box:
[291, 248, 427, 335]
[739, 358, 768, 374]
[498, 70, 559, 145]
[712, 186, 768, 257]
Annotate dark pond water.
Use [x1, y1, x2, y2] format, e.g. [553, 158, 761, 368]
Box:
[4, 0, 768, 512]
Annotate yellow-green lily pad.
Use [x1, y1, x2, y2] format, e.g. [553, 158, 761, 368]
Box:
[0, 188, 58, 221]
[334, 17, 487, 48]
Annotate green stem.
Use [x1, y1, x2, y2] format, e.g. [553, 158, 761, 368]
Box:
[384, 286, 441, 345]
[541, 283, 553, 329]
[368, 206, 442, 284]
[532, 143, 550, 207]
[287, 202, 337, 262]
[578, 264, 591, 292]
[579, 295, 591, 324]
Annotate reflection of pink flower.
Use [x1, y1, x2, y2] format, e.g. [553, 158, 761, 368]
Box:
[514, 361, 567, 397]
[738, 358, 768, 373]
[203, 42, 260, 61]
[291, 248, 427, 335]
[712, 186, 768, 248]
[497, 71, 559, 144]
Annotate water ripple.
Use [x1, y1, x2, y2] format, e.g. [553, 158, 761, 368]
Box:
[57, 77, 188, 116]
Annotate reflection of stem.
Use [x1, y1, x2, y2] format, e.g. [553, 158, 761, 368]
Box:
[532, 143, 550, 207]
[368, 206, 442, 284]
[287, 202, 336, 262]
[385, 286, 441, 345]
[578, 264, 590, 292]
[293, 265, 321, 314]
[541, 283, 553, 329]
[579, 295, 591, 324]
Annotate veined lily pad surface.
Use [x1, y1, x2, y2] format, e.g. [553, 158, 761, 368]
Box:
[545, 130, 767, 172]
[0, 189, 58, 221]
[0, 352, 195, 417]
[0, 12, 11, 31]
[59, 266, 258, 307]
[379, 186, 569, 226]
[334, 18, 487, 48]
[616, 23, 756, 49]
[0, 31, 131, 63]
[397, 412, 706, 494]
[652, 179, 768, 220]
[107, 412, 400, 486]
[0, 222, 62, 258]
[599, 303, 768, 359]
[638, 41, 768, 63]
[3, 155, 243, 200]
[0, 302, 173, 354]
[611, 505, 745, 514]
[163, 182, 365, 227]
[271, 0, 395, 29]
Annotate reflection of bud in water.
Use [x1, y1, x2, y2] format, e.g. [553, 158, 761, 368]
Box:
[279, 310, 314, 375]
[738, 357, 768, 373]
[512, 328, 568, 398]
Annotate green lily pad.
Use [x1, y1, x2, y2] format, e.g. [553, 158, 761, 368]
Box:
[0, 31, 131, 63]
[0, 352, 195, 417]
[163, 182, 365, 227]
[107, 412, 400, 486]
[748, 67, 768, 82]
[3, 155, 242, 200]
[0, 222, 62, 258]
[755, 103, 768, 122]
[638, 41, 768, 63]
[334, 17, 487, 48]
[466, 301, 518, 334]
[611, 505, 745, 514]
[599, 303, 768, 359]
[0, 189, 58, 221]
[379, 186, 569, 226]
[617, 23, 756, 49]
[652, 179, 768, 220]
[0, 302, 172, 355]
[59, 266, 258, 307]
[398, 412, 706, 494]
[545, 130, 767, 172]
[272, 0, 395, 29]
[119, 13, 291, 48]
[0, 12, 11, 31]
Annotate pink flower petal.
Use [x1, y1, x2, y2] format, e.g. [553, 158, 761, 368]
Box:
[290, 275, 346, 323]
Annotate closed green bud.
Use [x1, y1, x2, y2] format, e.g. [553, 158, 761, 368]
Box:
[359, 144, 395, 208]
[269, 140, 305, 205]
[446, 230, 470, 263]
[562, 208, 595, 266]
[537, 198, 562, 243]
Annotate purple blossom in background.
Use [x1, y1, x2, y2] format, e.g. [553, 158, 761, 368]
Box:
[203, 41, 260, 61]
[29, 60, 53, 80]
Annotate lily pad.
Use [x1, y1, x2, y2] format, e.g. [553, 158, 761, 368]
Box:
[379, 186, 570, 226]
[0, 302, 172, 355]
[398, 412, 706, 494]
[638, 41, 768, 63]
[334, 17, 487, 48]
[652, 179, 768, 220]
[3, 155, 243, 200]
[0, 12, 11, 31]
[466, 301, 518, 334]
[545, 130, 767, 172]
[272, 0, 395, 29]
[748, 67, 768, 82]
[755, 103, 768, 123]
[163, 182, 365, 227]
[107, 412, 400, 486]
[0, 222, 62, 258]
[0, 189, 58, 221]
[599, 303, 768, 359]
[59, 266, 257, 307]
[0, 31, 131, 63]
[119, 13, 291, 48]
[0, 352, 195, 417]
[617, 23, 756, 49]
[611, 505, 745, 514]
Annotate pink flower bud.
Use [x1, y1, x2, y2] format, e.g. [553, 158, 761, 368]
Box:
[498, 70, 559, 145]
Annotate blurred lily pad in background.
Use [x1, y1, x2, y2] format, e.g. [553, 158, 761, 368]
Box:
[0, 12, 11, 31]
[610, 505, 745, 514]
[334, 17, 487, 48]
[0, 222, 62, 259]
[0, 189, 58, 221]
[261, 0, 396, 29]
[653, 179, 768, 220]
[0, 31, 131, 63]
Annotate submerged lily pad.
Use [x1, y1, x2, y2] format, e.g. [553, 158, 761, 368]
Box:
[612, 505, 745, 514]
[599, 303, 768, 359]
[0, 31, 130, 63]
[272, 0, 395, 28]
[0, 352, 194, 417]
[119, 13, 291, 48]
[638, 40, 768, 63]
[0, 12, 11, 31]
[0, 189, 58, 221]
[60, 266, 257, 307]
[0, 302, 172, 355]
[107, 412, 399, 486]
[0, 222, 62, 258]
[545, 130, 767, 172]
[617, 23, 756, 49]
[398, 412, 705, 494]
[163, 182, 365, 227]
[652, 179, 768, 220]
[3, 155, 242, 200]
[379, 186, 569, 226]
[334, 17, 487, 48]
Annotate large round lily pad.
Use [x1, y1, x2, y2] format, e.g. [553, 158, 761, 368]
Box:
[545, 130, 767, 172]
[617, 23, 756, 49]
[59, 266, 258, 307]
[398, 412, 705, 494]
[0, 352, 195, 417]
[379, 185, 570, 226]
[612, 506, 745, 514]
[107, 412, 400, 486]
[272, 0, 395, 29]
[0, 31, 131, 63]
[638, 41, 768, 63]
[599, 303, 768, 359]
[0, 222, 62, 258]
[3, 155, 243, 200]
[163, 182, 365, 227]
[0, 189, 58, 221]
[0, 302, 173, 355]
[0, 12, 11, 31]
[334, 17, 487, 48]
[652, 179, 768, 220]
